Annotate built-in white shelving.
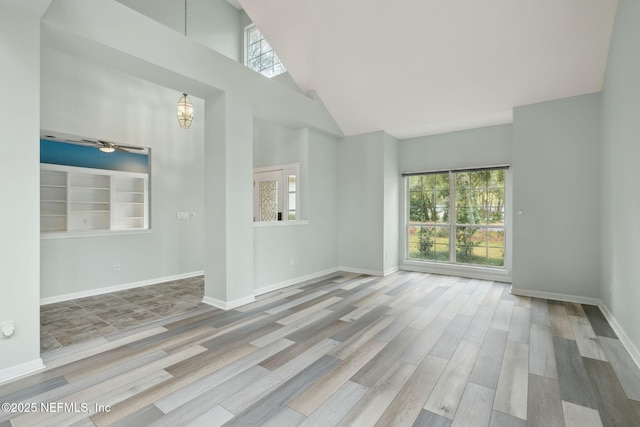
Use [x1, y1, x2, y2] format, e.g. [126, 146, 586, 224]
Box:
[113, 175, 147, 230]
[40, 164, 148, 234]
[40, 169, 68, 232]
[68, 171, 111, 231]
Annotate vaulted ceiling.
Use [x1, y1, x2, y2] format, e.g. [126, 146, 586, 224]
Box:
[239, 0, 618, 138]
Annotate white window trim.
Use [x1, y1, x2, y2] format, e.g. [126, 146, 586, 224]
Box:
[243, 23, 252, 67]
[400, 168, 513, 280]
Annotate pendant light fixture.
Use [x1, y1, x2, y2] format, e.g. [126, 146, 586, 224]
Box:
[177, 93, 193, 128]
[177, 0, 194, 129]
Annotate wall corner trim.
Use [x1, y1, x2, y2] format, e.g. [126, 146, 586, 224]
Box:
[0, 358, 45, 385]
[202, 295, 256, 311]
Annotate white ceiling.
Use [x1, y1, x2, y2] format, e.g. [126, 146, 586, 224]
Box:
[239, 0, 618, 138]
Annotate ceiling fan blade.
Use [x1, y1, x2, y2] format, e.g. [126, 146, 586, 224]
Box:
[116, 145, 146, 151]
[66, 139, 98, 146]
[115, 147, 129, 153]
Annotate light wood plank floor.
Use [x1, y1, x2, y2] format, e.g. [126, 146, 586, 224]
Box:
[2, 272, 640, 426]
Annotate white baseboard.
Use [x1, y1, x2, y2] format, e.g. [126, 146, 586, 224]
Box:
[203, 267, 347, 309]
[383, 266, 400, 276]
[598, 303, 640, 371]
[40, 271, 205, 305]
[338, 266, 385, 277]
[254, 267, 340, 296]
[510, 286, 640, 371]
[0, 358, 45, 385]
[202, 295, 256, 311]
[509, 287, 601, 306]
[253, 266, 395, 293]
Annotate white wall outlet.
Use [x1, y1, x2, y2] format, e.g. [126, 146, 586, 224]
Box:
[290, 258, 295, 266]
[114, 262, 121, 271]
[1, 321, 15, 338]
[176, 211, 189, 220]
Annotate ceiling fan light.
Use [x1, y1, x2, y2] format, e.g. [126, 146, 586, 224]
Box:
[177, 93, 193, 128]
[99, 145, 115, 153]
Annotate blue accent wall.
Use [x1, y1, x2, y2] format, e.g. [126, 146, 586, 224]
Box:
[40, 139, 149, 173]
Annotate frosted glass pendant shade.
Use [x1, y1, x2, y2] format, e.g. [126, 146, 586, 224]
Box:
[177, 93, 193, 128]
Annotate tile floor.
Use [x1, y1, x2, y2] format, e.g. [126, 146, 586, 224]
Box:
[40, 276, 205, 353]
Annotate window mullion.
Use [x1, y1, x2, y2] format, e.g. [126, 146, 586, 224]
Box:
[408, 176, 414, 260]
[449, 171, 456, 264]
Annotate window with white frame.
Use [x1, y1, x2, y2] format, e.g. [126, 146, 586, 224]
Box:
[405, 167, 507, 268]
[245, 25, 286, 78]
[253, 163, 299, 222]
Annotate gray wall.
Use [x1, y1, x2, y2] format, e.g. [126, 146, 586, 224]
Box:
[337, 130, 399, 275]
[40, 48, 205, 299]
[338, 132, 386, 274]
[254, 124, 340, 291]
[254, 118, 308, 169]
[600, 0, 640, 354]
[307, 130, 342, 275]
[383, 133, 400, 273]
[400, 125, 513, 174]
[0, 2, 47, 378]
[203, 93, 255, 306]
[117, 0, 242, 62]
[512, 93, 601, 298]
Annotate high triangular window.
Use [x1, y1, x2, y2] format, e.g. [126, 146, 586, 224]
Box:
[245, 25, 286, 78]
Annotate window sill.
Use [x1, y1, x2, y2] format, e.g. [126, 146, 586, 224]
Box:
[41, 229, 152, 239]
[401, 259, 512, 283]
[253, 220, 309, 228]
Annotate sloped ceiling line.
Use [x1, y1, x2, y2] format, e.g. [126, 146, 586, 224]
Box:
[241, 0, 618, 138]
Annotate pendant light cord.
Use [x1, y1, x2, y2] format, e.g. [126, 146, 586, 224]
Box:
[178, 0, 193, 129]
